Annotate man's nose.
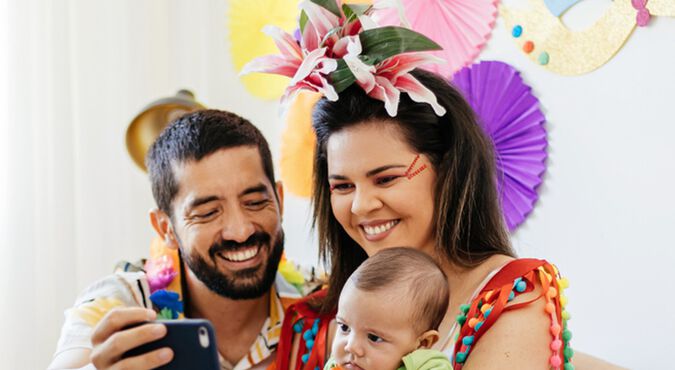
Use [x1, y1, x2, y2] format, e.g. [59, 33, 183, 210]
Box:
[220, 207, 255, 243]
[350, 186, 383, 217]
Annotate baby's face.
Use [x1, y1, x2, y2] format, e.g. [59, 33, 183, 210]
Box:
[331, 283, 420, 370]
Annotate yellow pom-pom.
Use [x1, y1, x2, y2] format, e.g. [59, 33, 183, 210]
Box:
[560, 294, 568, 307]
[558, 277, 570, 290]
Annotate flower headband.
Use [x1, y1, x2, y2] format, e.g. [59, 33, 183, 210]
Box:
[240, 0, 447, 117]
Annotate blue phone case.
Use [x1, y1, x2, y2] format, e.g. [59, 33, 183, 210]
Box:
[123, 319, 219, 370]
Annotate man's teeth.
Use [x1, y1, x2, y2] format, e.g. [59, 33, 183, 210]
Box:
[219, 246, 259, 262]
[363, 220, 399, 236]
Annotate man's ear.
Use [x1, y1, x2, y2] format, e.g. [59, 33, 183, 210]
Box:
[149, 208, 178, 250]
[275, 181, 284, 219]
[416, 330, 440, 349]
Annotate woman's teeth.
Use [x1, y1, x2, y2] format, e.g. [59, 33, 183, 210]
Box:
[363, 220, 399, 236]
[218, 246, 259, 262]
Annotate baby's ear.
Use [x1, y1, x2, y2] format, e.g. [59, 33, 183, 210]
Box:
[416, 330, 440, 349]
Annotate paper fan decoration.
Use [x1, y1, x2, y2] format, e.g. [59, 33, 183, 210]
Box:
[452, 61, 547, 231]
[229, 0, 298, 100]
[374, 0, 498, 78]
[280, 90, 322, 197]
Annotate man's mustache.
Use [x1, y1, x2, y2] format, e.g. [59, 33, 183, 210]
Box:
[208, 231, 271, 260]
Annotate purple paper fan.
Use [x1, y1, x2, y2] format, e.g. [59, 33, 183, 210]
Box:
[451, 61, 547, 232]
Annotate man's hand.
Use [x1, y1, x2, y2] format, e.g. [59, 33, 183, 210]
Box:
[90, 307, 173, 370]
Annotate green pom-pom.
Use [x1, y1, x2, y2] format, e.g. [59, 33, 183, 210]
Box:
[564, 363, 575, 370]
[460, 304, 471, 314]
[564, 347, 574, 360]
[562, 329, 573, 342]
[455, 352, 467, 363]
[457, 314, 467, 326]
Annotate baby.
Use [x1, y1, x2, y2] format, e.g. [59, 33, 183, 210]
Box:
[325, 247, 452, 370]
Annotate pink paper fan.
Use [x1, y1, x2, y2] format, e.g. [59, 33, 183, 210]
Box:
[374, 0, 498, 78]
[452, 61, 547, 231]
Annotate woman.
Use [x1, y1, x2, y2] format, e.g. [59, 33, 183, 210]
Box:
[309, 69, 570, 369]
[243, 2, 619, 368]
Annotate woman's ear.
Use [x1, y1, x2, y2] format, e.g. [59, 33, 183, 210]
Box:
[149, 208, 178, 250]
[416, 330, 440, 349]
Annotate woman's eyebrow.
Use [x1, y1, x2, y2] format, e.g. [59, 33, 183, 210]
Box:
[329, 164, 407, 180]
[365, 164, 406, 177]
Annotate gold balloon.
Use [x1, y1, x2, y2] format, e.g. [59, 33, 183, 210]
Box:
[125, 90, 205, 172]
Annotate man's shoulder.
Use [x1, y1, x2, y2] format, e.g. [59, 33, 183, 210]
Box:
[276, 258, 325, 299]
[73, 270, 151, 309]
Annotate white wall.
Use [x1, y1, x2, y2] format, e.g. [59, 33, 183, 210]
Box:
[1, 0, 672, 369]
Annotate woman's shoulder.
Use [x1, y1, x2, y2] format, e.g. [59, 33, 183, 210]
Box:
[453, 258, 573, 369]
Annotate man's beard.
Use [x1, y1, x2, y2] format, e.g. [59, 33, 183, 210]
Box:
[180, 229, 284, 300]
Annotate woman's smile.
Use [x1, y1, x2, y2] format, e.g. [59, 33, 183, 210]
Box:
[359, 219, 400, 241]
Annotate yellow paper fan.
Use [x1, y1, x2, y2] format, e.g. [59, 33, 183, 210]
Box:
[229, 0, 298, 100]
[280, 91, 322, 198]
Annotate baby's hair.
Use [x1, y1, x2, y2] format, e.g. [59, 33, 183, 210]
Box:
[349, 247, 449, 333]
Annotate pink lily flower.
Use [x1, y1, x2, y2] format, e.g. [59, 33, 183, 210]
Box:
[240, 25, 338, 104]
[344, 37, 446, 116]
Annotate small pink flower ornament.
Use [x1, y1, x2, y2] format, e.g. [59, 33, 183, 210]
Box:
[240, 0, 447, 117]
[145, 254, 178, 293]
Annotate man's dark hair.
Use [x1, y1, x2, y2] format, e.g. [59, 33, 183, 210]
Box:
[146, 109, 276, 216]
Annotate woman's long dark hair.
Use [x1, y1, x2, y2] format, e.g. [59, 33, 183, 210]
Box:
[312, 69, 514, 312]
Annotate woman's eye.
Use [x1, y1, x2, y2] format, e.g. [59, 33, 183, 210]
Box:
[329, 183, 354, 193]
[375, 175, 400, 185]
[367, 333, 383, 343]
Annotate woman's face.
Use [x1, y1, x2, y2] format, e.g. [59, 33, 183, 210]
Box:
[326, 121, 437, 257]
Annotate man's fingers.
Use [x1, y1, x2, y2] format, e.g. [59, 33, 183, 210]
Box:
[91, 323, 167, 369]
[109, 348, 173, 370]
[91, 307, 156, 346]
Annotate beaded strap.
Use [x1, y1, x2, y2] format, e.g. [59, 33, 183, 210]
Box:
[452, 259, 574, 370]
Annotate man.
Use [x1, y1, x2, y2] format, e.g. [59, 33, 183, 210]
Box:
[48, 109, 314, 370]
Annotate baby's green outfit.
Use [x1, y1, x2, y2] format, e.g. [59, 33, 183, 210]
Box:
[324, 348, 452, 370]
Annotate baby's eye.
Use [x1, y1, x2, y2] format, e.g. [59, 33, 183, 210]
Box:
[338, 323, 350, 333]
[367, 333, 383, 343]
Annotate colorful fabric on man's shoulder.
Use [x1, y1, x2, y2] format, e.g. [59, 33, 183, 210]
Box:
[452, 259, 573, 370]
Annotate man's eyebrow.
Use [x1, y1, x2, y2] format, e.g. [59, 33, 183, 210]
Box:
[188, 195, 220, 209]
[240, 183, 269, 197]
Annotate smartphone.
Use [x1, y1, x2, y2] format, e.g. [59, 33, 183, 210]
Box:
[123, 319, 219, 370]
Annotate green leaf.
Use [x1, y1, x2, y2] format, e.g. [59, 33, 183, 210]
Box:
[342, 4, 370, 21]
[300, 10, 308, 34]
[158, 307, 174, 320]
[310, 0, 341, 17]
[329, 59, 356, 93]
[359, 26, 442, 64]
